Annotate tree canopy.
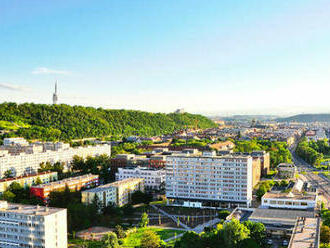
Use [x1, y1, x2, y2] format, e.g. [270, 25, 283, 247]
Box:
[0, 102, 216, 142]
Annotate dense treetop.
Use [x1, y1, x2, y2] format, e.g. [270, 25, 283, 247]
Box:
[0, 102, 216, 141]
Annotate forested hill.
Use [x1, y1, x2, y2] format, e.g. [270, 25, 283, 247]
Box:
[0, 103, 217, 141]
[276, 114, 330, 123]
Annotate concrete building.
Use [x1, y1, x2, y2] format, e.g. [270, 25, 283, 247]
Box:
[3, 137, 29, 146]
[261, 180, 318, 210]
[277, 163, 297, 179]
[0, 139, 110, 177]
[166, 152, 253, 208]
[82, 178, 144, 207]
[30, 174, 99, 201]
[0, 171, 58, 194]
[0, 200, 67, 248]
[261, 192, 317, 210]
[116, 167, 165, 190]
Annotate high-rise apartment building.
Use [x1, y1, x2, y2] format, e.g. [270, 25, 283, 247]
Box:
[0, 201, 67, 248]
[166, 151, 253, 207]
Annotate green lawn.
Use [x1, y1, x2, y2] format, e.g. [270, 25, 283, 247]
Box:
[121, 227, 185, 247]
[68, 238, 104, 248]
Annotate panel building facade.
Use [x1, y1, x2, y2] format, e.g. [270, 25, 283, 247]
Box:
[0, 201, 67, 248]
[166, 152, 253, 207]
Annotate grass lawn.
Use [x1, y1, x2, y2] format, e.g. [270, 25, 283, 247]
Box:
[121, 227, 185, 247]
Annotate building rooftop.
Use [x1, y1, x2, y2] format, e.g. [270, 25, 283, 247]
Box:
[0, 171, 57, 183]
[262, 191, 317, 201]
[83, 178, 144, 193]
[0, 201, 65, 216]
[249, 208, 314, 223]
[167, 153, 252, 160]
[32, 174, 98, 189]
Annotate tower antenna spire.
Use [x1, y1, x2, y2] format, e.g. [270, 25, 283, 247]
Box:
[52, 80, 58, 105]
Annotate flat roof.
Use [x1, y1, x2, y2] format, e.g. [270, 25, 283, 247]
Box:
[0, 201, 65, 216]
[83, 178, 144, 193]
[32, 174, 98, 189]
[263, 192, 317, 201]
[249, 209, 314, 223]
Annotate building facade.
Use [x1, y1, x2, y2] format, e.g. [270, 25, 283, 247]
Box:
[30, 174, 99, 201]
[0, 201, 67, 248]
[116, 167, 165, 190]
[166, 152, 253, 207]
[0, 139, 110, 177]
[82, 178, 144, 207]
[0, 171, 58, 194]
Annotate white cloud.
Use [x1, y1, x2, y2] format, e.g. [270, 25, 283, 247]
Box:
[0, 82, 29, 92]
[31, 67, 71, 75]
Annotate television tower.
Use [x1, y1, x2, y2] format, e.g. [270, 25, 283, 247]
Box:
[52, 81, 58, 105]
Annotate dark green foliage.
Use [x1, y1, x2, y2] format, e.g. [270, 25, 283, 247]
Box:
[114, 225, 126, 239]
[131, 190, 153, 205]
[174, 219, 266, 248]
[234, 139, 292, 167]
[218, 210, 231, 220]
[296, 138, 329, 167]
[256, 180, 274, 200]
[0, 102, 216, 141]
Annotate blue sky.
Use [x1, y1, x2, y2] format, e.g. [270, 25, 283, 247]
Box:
[0, 0, 330, 115]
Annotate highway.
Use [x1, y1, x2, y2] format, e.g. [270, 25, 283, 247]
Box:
[289, 144, 330, 208]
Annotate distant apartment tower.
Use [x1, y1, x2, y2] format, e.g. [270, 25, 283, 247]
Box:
[116, 166, 165, 190]
[166, 151, 253, 208]
[30, 174, 99, 201]
[82, 178, 144, 207]
[0, 201, 67, 248]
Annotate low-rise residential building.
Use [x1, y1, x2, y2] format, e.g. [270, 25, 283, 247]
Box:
[30, 174, 99, 201]
[82, 178, 144, 207]
[166, 152, 253, 208]
[3, 137, 29, 146]
[116, 167, 165, 190]
[261, 191, 317, 210]
[0, 200, 67, 248]
[0, 171, 58, 194]
[277, 163, 297, 179]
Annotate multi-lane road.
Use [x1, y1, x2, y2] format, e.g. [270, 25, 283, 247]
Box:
[290, 145, 330, 208]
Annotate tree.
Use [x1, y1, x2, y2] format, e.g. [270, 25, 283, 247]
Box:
[114, 225, 126, 239]
[218, 210, 231, 220]
[140, 230, 161, 248]
[174, 231, 203, 248]
[222, 218, 250, 248]
[320, 225, 330, 244]
[131, 190, 153, 204]
[243, 221, 266, 247]
[102, 232, 119, 248]
[139, 212, 149, 228]
[3, 169, 13, 178]
[35, 177, 43, 185]
[256, 184, 268, 200]
[1, 190, 15, 202]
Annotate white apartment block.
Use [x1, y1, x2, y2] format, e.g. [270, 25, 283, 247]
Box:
[116, 167, 165, 190]
[0, 139, 111, 178]
[82, 178, 144, 207]
[0, 201, 67, 248]
[166, 152, 253, 207]
[261, 191, 317, 210]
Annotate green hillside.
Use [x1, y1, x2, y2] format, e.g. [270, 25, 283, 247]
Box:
[0, 102, 216, 141]
[277, 114, 330, 123]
